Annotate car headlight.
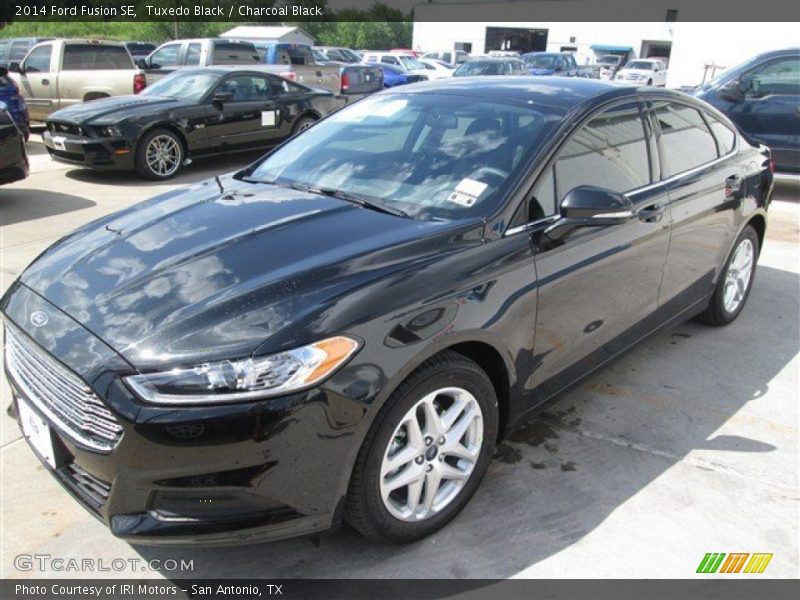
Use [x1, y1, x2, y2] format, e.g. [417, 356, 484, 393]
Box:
[101, 125, 123, 137]
[124, 336, 360, 405]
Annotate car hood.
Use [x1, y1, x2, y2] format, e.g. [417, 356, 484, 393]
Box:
[18, 176, 475, 369]
[47, 95, 189, 125]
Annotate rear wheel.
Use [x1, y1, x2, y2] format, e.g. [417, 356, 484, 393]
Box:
[697, 225, 759, 326]
[346, 351, 498, 543]
[292, 116, 317, 135]
[135, 128, 183, 180]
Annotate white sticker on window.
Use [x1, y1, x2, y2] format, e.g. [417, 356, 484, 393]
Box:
[447, 178, 489, 207]
[262, 110, 278, 127]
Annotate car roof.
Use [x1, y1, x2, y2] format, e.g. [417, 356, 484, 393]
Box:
[465, 57, 523, 63]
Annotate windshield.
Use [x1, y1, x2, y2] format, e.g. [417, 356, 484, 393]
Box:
[524, 54, 557, 68]
[599, 55, 621, 65]
[454, 61, 504, 76]
[398, 55, 424, 70]
[624, 61, 655, 70]
[140, 72, 221, 101]
[246, 93, 552, 221]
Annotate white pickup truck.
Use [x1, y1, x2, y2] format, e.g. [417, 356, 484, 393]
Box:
[8, 39, 146, 121]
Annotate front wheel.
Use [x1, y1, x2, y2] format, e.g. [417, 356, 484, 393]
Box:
[346, 351, 498, 543]
[697, 225, 759, 326]
[135, 128, 184, 180]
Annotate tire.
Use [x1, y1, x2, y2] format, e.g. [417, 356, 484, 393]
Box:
[647, 79, 653, 86]
[696, 225, 759, 326]
[292, 116, 317, 136]
[346, 351, 498, 543]
[135, 128, 184, 180]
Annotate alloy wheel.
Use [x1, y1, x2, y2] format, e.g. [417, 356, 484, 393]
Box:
[379, 387, 483, 522]
[723, 238, 755, 313]
[145, 135, 181, 177]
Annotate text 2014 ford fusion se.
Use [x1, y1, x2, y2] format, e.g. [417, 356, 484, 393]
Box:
[2, 78, 772, 544]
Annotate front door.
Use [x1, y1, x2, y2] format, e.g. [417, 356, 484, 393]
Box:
[528, 101, 672, 400]
[17, 43, 54, 121]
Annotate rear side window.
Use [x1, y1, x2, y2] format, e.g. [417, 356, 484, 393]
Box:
[22, 44, 52, 72]
[185, 43, 201, 66]
[212, 42, 259, 65]
[654, 103, 718, 175]
[62, 45, 133, 70]
[706, 115, 736, 155]
[554, 102, 651, 200]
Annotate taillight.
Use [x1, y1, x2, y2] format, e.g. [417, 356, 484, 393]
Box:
[281, 72, 297, 82]
[133, 73, 146, 94]
[340, 71, 350, 92]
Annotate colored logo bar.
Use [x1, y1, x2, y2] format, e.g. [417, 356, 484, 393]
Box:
[696, 553, 773, 574]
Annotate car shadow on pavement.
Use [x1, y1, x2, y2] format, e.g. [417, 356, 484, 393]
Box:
[62, 150, 267, 188]
[134, 264, 799, 578]
[0, 189, 96, 226]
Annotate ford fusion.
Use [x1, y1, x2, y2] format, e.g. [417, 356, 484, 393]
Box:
[42, 68, 344, 180]
[3, 79, 771, 544]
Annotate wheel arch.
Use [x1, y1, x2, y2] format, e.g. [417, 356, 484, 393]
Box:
[138, 122, 189, 157]
[746, 212, 767, 252]
[83, 91, 110, 102]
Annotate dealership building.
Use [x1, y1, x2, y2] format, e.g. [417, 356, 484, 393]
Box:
[412, 0, 798, 87]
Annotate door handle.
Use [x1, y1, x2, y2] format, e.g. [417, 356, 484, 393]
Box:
[638, 203, 666, 223]
[41, 78, 50, 85]
[316, 70, 323, 78]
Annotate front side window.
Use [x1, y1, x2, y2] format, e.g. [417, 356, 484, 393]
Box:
[62, 45, 133, 70]
[216, 75, 269, 101]
[150, 44, 180, 68]
[745, 57, 800, 97]
[141, 71, 221, 102]
[246, 94, 554, 221]
[554, 102, 650, 202]
[22, 44, 52, 72]
[654, 103, 718, 176]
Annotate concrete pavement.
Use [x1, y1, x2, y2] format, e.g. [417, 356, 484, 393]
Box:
[1, 138, 798, 579]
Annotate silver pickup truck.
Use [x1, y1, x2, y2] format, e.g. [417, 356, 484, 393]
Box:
[137, 38, 262, 85]
[8, 39, 146, 121]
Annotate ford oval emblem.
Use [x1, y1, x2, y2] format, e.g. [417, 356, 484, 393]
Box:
[30, 311, 49, 327]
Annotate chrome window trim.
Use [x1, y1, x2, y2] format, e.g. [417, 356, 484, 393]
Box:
[503, 106, 739, 238]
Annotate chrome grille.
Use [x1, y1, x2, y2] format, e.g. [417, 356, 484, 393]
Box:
[5, 324, 122, 452]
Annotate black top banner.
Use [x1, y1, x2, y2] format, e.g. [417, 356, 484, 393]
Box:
[2, 0, 800, 23]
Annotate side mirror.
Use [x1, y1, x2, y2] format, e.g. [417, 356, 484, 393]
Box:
[136, 58, 148, 69]
[8, 62, 22, 74]
[212, 91, 234, 105]
[545, 185, 634, 242]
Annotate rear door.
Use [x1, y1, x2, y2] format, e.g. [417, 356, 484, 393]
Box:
[528, 101, 672, 399]
[650, 100, 741, 310]
[16, 43, 54, 121]
[726, 55, 800, 171]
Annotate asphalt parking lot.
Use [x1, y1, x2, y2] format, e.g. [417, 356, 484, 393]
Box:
[1, 136, 798, 579]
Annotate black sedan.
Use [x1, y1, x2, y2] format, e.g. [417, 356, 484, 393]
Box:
[3, 79, 771, 545]
[0, 99, 28, 185]
[41, 67, 346, 180]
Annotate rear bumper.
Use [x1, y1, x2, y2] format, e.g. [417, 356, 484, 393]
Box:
[42, 130, 134, 170]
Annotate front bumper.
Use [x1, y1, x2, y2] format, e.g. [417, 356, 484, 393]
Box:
[42, 129, 134, 170]
[2, 283, 364, 545]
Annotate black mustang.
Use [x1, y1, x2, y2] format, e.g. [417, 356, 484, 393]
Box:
[4, 79, 772, 545]
[42, 67, 346, 179]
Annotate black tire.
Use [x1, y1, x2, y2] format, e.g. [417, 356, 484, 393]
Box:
[292, 116, 317, 136]
[647, 79, 653, 86]
[696, 225, 759, 326]
[135, 128, 184, 181]
[346, 351, 498, 543]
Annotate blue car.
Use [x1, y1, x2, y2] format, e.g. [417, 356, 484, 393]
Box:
[380, 63, 427, 87]
[694, 48, 800, 173]
[0, 66, 29, 138]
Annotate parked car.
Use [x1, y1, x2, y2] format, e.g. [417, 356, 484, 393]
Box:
[138, 39, 260, 85]
[418, 58, 454, 80]
[0, 65, 29, 137]
[522, 52, 597, 78]
[615, 59, 668, 87]
[420, 50, 470, 68]
[390, 48, 419, 57]
[0, 100, 28, 185]
[693, 48, 800, 173]
[379, 63, 428, 87]
[41, 68, 345, 180]
[453, 57, 528, 76]
[313, 46, 362, 64]
[0, 38, 52, 69]
[8, 39, 145, 121]
[3, 78, 771, 546]
[488, 51, 521, 58]
[254, 43, 383, 97]
[362, 52, 429, 78]
[123, 42, 157, 60]
[596, 54, 625, 80]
